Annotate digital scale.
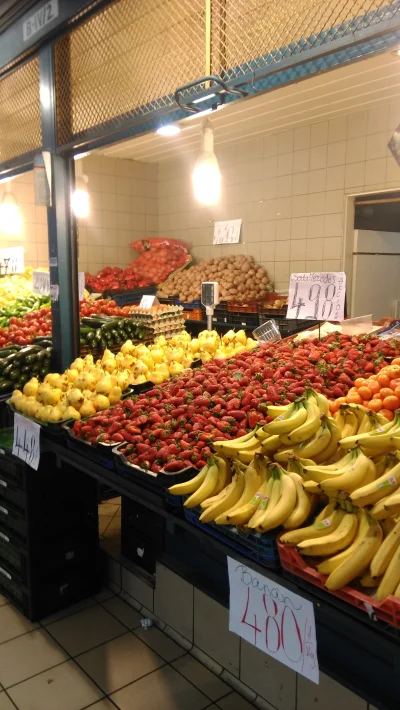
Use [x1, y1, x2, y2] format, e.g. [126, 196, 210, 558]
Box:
[201, 282, 220, 330]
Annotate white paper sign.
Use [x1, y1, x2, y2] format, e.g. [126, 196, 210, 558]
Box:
[139, 295, 159, 308]
[287, 272, 346, 322]
[78, 272, 85, 301]
[227, 557, 319, 684]
[213, 219, 242, 245]
[12, 413, 40, 471]
[0, 247, 24, 276]
[50, 284, 59, 302]
[32, 270, 50, 295]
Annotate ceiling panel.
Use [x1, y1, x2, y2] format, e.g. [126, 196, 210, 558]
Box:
[96, 51, 400, 163]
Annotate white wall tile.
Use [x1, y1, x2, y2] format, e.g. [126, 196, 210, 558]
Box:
[277, 152, 294, 176]
[275, 239, 290, 261]
[294, 125, 311, 150]
[327, 141, 346, 167]
[367, 105, 390, 134]
[291, 216, 307, 240]
[306, 238, 323, 260]
[276, 219, 291, 240]
[261, 221, 276, 241]
[290, 239, 306, 260]
[309, 168, 327, 194]
[345, 161, 365, 189]
[386, 156, 400, 183]
[324, 213, 343, 238]
[328, 116, 347, 143]
[346, 136, 366, 164]
[292, 195, 308, 218]
[293, 149, 310, 174]
[326, 165, 345, 190]
[311, 121, 328, 147]
[323, 237, 342, 260]
[366, 131, 390, 160]
[263, 134, 278, 157]
[307, 215, 325, 239]
[278, 130, 294, 154]
[276, 175, 293, 197]
[308, 192, 326, 216]
[310, 145, 327, 170]
[365, 158, 386, 186]
[323, 259, 341, 271]
[325, 190, 344, 214]
[347, 110, 368, 139]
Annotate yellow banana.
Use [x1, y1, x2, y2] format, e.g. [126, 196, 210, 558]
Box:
[334, 408, 347, 433]
[214, 435, 260, 456]
[359, 571, 379, 588]
[304, 450, 357, 484]
[259, 435, 281, 454]
[346, 403, 368, 427]
[213, 429, 255, 450]
[290, 422, 331, 460]
[350, 458, 400, 507]
[200, 487, 229, 510]
[262, 402, 307, 435]
[319, 447, 373, 494]
[383, 493, 400, 517]
[358, 411, 379, 435]
[325, 518, 382, 591]
[297, 513, 358, 557]
[199, 471, 245, 523]
[265, 404, 292, 419]
[227, 468, 271, 527]
[282, 401, 321, 445]
[237, 447, 263, 464]
[339, 416, 397, 450]
[317, 509, 369, 575]
[184, 462, 220, 508]
[283, 471, 314, 530]
[213, 456, 232, 494]
[370, 518, 400, 578]
[258, 470, 297, 532]
[248, 475, 279, 530]
[279, 502, 340, 545]
[382, 518, 396, 538]
[303, 480, 320, 494]
[395, 581, 400, 598]
[341, 410, 359, 438]
[304, 388, 329, 415]
[311, 418, 341, 465]
[215, 461, 260, 525]
[376, 548, 400, 601]
[168, 464, 208, 496]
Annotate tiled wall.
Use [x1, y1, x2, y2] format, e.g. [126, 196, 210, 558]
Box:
[0, 170, 48, 269]
[107, 551, 374, 710]
[78, 154, 158, 274]
[157, 99, 400, 291]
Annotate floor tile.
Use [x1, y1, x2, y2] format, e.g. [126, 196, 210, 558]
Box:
[172, 655, 229, 701]
[217, 692, 256, 710]
[133, 626, 186, 662]
[297, 671, 367, 710]
[0, 604, 38, 644]
[0, 628, 67, 689]
[240, 639, 296, 710]
[194, 588, 240, 677]
[7, 660, 104, 710]
[98, 504, 120, 517]
[110, 665, 209, 710]
[0, 595, 8, 608]
[46, 605, 126, 657]
[41, 598, 96, 626]
[99, 515, 113, 533]
[0, 693, 15, 710]
[93, 587, 115, 603]
[85, 701, 117, 709]
[101, 596, 142, 630]
[76, 633, 164, 695]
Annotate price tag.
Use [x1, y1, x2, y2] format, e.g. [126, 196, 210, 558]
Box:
[78, 272, 85, 301]
[0, 247, 24, 275]
[213, 219, 242, 245]
[139, 295, 159, 308]
[32, 270, 50, 296]
[227, 557, 319, 684]
[12, 413, 40, 470]
[50, 284, 59, 302]
[287, 272, 346, 322]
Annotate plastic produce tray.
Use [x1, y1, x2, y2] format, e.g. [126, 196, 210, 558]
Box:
[278, 538, 400, 630]
[102, 286, 157, 306]
[184, 507, 280, 569]
[176, 299, 202, 310]
[228, 300, 260, 313]
[113, 446, 198, 510]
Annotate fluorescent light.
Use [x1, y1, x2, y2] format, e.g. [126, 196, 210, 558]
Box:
[74, 152, 89, 160]
[71, 188, 89, 218]
[156, 124, 181, 137]
[185, 104, 225, 120]
[0, 187, 22, 236]
[192, 93, 216, 104]
[192, 119, 221, 206]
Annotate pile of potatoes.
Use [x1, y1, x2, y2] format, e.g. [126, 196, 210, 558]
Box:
[157, 255, 271, 303]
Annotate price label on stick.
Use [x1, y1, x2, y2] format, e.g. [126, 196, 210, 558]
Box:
[287, 272, 346, 322]
[12, 413, 40, 471]
[32, 270, 50, 296]
[139, 295, 159, 309]
[0, 247, 24, 276]
[227, 557, 319, 684]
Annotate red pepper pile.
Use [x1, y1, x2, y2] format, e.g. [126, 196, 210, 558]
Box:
[0, 308, 52, 347]
[71, 332, 400, 472]
[85, 266, 150, 293]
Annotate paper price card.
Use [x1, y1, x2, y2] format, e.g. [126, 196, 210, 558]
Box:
[139, 295, 159, 308]
[32, 270, 50, 296]
[227, 557, 319, 684]
[78, 272, 85, 302]
[213, 219, 242, 245]
[0, 247, 24, 275]
[12, 413, 40, 471]
[287, 272, 346, 322]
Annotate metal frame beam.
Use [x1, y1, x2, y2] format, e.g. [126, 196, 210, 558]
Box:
[39, 43, 79, 371]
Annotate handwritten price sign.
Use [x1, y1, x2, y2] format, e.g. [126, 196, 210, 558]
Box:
[287, 272, 346, 322]
[0, 247, 24, 276]
[227, 558, 319, 683]
[12, 413, 40, 470]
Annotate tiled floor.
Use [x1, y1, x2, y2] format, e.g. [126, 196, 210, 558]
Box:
[0, 589, 253, 710]
[99, 498, 121, 540]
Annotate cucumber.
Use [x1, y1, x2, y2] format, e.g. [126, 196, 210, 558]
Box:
[0, 379, 13, 392]
[9, 369, 21, 382]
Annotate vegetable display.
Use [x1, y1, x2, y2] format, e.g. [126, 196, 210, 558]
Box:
[157, 254, 271, 303]
[80, 315, 147, 350]
[0, 267, 37, 307]
[0, 344, 52, 394]
[0, 307, 52, 347]
[0, 294, 50, 329]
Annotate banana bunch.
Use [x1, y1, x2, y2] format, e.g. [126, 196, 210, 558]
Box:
[304, 446, 375, 494]
[339, 407, 400, 455]
[168, 456, 231, 508]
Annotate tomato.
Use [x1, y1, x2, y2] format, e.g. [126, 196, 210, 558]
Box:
[358, 386, 372, 401]
[382, 395, 400, 411]
[346, 392, 363, 404]
[377, 373, 391, 388]
[367, 399, 383, 412]
[380, 408, 394, 421]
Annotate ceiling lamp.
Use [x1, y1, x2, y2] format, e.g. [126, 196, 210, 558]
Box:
[0, 182, 22, 236]
[156, 124, 181, 137]
[192, 118, 221, 206]
[72, 160, 90, 218]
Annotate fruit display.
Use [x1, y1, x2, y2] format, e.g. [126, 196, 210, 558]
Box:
[0, 267, 36, 307]
[0, 294, 50, 329]
[0, 344, 52, 394]
[157, 255, 271, 303]
[332, 359, 400, 420]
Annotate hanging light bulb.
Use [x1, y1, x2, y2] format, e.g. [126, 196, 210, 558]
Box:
[72, 162, 90, 218]
[192, 118, 221, 206]
[0, 182, 22, 236]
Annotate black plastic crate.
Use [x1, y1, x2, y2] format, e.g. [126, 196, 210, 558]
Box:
[102, 286, 157, 306]
[121, 497, 164, 574]
[258, 315, 316, 337]
[227, 312, 260, 328]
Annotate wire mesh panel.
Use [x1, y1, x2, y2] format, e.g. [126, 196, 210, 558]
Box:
[55, 0, 206, 145]
[0, 57, 42, 164]
[210, 0, 400, 82]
